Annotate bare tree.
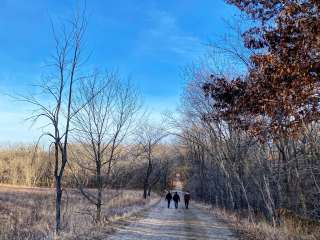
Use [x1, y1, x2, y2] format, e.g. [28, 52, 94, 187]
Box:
[135, 122, 168, 199]
[21, 12, 88, 234]
[72, 71, 141, 222]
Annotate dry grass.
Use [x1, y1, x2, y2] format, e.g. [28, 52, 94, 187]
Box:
[195, 203, 320, 240]
[0, 184, 158, 239]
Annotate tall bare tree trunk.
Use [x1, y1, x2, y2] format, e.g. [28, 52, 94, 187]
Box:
[96, 158, 102, 222]
[143, 163, 151, 199]
[55, 176, 62, 233]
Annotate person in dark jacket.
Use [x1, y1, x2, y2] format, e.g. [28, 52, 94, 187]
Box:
[173, 192, 180, 209]
[165, 191, 172, 208]
[184, 191, 191, 209]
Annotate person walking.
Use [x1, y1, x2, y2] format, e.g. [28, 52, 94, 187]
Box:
[173, 192, 180, 209]
[184, 191, 191, 209]
[165, 191, 172, 208]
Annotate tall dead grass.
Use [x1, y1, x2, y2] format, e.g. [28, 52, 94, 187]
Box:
[0, 185, 157, 239]
[196, 203, 320, 240]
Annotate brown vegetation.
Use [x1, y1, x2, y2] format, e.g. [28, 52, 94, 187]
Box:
[0, 140, 172, 238]
[0, 145, 51, 186]
[197, 203, 320, 240]
[0, 185, 157, 240]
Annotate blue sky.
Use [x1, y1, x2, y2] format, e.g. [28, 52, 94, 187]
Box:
[0, 0, 239, 143]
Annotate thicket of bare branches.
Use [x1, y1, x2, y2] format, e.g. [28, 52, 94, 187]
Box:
[175, 73, 320, 228]
[173, 1, 320, 233]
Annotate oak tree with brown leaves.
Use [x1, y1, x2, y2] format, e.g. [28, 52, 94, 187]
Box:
[204, 0, 320, 139]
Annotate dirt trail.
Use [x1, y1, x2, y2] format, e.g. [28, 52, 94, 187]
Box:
[109, 199, 238, 240]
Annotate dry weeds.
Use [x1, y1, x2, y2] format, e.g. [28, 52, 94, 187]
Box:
[195, 203, 320, 240]
[0, 185, 157, 239]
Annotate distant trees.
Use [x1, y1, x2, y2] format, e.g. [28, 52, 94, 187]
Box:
[135, 123, 168, 199]
[0, 145, 51, 186]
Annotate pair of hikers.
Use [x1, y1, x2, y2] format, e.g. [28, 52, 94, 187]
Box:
[165, 191, 191, 209]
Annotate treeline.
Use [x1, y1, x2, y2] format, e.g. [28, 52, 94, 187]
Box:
[177, 104, 320, 222]
[0, 145, 51, 186]
[174, 0, 320, 225]
[0, 143, 174, 192]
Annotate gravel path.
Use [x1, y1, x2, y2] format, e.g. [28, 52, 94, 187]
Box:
[109, 199, 238, 240]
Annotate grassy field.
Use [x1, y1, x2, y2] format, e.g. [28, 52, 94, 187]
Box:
[0, 184, 157, 239]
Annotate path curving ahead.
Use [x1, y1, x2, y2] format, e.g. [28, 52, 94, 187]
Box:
[109, 199, 238, 240]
